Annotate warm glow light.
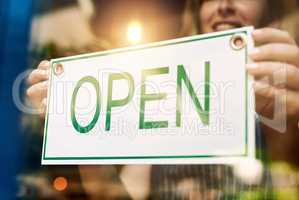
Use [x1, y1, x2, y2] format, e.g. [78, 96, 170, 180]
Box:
[127, 21, 142, 44]
[53, 176, 68, 191]
[233, 158, 263, 185]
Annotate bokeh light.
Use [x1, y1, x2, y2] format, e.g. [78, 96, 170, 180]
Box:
[53, 176, 68, 191]
[127, 21, 142, 44]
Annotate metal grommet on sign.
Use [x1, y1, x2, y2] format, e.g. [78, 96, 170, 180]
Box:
[53, 63, 64, 76]
[230, 33, 247, 50]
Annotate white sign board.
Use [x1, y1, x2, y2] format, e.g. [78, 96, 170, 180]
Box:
[42, 27, 255, 165]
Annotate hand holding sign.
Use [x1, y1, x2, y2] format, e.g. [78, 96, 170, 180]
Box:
[27, 60, 50, 116]
[247, 28, 299, 165]
[248, 28, 299, 121]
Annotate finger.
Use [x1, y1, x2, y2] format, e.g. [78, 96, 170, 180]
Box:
[252, 28, 296, 46]
[38, 60, 50, 70]
[247, 62, 299, 90]
[26, 80, 48, 102]
[249, 44, 299, 67]
[254, 81, 299, 117]
[27, 69, 49, 85]
[39, 98, 48, 117]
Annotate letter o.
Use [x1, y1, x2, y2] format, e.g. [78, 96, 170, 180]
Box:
[71, 76, 101, 134]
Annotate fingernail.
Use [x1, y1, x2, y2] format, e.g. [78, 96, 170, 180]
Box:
[249, 48, 260, 58]
[42, 98, 47, 106]
[246, 63, 258, 70]
[252, 29, 262, 36]
[42, 70, 49, 76]
[43, 80, 49, 86]
[253, 81, 269, 90]
[41, 60, 50, 65]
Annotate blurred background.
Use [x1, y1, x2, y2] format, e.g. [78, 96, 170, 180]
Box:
[1, 0, 299, 199]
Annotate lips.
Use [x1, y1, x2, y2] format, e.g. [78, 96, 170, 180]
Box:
[212, 21, 243, 32]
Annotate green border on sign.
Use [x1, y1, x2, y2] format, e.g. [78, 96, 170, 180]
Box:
[42, 30, 250, 161]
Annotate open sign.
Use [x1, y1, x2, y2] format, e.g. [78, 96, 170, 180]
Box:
[42, 27, 255, 165]
[70, 63, 210, 134]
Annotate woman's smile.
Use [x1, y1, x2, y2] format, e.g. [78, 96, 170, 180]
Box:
[200, 0, 267, 33]
[212, 19, 243, 31]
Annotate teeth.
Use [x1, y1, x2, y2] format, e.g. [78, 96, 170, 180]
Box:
[214, 24, 236, 31]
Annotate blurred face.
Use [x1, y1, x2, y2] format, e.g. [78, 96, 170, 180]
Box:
[199, 0, 268, 33]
